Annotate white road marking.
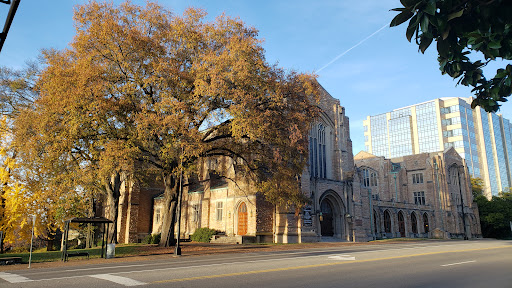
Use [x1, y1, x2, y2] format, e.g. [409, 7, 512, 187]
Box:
[441, 260, 476, 267]
[328, 254, 356, 260]
[0, 272, 33, 283]
[91, 274, 146, 286]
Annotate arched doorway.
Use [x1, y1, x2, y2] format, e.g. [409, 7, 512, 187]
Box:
[423, 213, 429, 233]
[398, 211, 406, 237]
[411, 212, 418, 234]
[318, 190, 345, 240]
[320, 200, 334, 236]
[237, 202, 248, 235]
[373, 210, 379, 235]
[383, 210, 392, 234]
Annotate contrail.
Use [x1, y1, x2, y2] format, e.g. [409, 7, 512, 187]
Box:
[315, 23, 389, 74]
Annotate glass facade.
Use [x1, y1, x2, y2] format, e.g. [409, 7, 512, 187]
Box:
[491, 113, 509, 190]
[416, 102, 440, 153]
[364, 97, 512, 197]
[370, 114, 388, 157]
[480, 111, 499, 193]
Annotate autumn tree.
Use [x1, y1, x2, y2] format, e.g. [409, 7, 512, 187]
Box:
[28, 1, 319, 247]
[390, 0, 512, 112]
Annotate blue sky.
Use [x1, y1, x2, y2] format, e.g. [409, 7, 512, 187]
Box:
[1, 0, 511, 153]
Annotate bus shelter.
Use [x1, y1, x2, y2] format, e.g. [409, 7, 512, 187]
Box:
[61, 217, 113, 261]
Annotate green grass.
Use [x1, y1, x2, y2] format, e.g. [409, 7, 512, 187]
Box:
[0, 244, 142, 263]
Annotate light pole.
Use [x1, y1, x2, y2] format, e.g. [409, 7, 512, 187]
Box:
[174, 146, 184, 256]
[456, 165, 469, 240]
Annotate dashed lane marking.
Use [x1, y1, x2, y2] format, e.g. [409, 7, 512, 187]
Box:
[441, 260, 476, 267]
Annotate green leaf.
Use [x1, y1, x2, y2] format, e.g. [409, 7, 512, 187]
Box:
[406, 25, 416, 42]
[390, 10, 414, 27]
[424, 0, 436, 15]
[441, 25, 451, 39]
[495, 69, 507, 79]
[420, 15, 430, 33]
[447, 10, 464, 21]
[488, 41, 502, 49]
[420, 36, 433, 53]
[400, 0, 421, 7]
[437, 38, 450, 57]
[471, 99, 478, 109]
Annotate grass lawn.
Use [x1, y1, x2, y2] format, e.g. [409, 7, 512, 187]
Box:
[0, 244, 144, 263]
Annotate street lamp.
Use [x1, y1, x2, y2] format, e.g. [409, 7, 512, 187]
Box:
[175, 146, 184, 256]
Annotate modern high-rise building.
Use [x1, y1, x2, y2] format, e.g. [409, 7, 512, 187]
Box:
[363, 97, 512, 198]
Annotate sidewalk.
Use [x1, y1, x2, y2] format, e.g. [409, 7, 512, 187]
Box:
[0, 239, 432, 271]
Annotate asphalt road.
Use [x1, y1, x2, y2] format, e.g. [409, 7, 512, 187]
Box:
[1, 239, 511, 288]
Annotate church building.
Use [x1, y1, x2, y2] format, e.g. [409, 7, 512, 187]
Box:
[108, 87, 481, 244]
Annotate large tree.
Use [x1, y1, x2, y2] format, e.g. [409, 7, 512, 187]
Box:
[390, 0, 512, 112]
[28, 1, 319, 247]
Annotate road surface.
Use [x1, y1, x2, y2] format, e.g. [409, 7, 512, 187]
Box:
[0, 239, 510, 287]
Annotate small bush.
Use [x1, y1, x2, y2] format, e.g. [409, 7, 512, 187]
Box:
[151, 233, 161, 244]
[143, 233, 161, 244]
[190, 228, 217, 243]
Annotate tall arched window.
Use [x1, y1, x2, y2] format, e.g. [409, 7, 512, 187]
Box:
[411, 212, 418, 234]
[384, 210, 392, 233]
[423, 213, 429, 233]
[362, 168, 378, 187]
[309, 123, 326, 178]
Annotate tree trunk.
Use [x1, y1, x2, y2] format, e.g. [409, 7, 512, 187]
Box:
[105, 171, 122, 244]
[159, 173, 178, 247]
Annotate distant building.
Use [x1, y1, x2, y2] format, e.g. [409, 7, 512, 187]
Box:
[354, 149, 481, 240]
[363, 97, 512, 198]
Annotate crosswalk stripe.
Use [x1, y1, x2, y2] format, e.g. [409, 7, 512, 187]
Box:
[0, 272, 33, 283]
[90, 274, 146, 286]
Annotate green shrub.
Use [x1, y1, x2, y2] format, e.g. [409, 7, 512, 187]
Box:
[190, 228, 217, 242]
[143, 233, 161, 244]
[151, 233, 161, 244]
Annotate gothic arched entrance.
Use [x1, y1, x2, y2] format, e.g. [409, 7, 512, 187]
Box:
[320, 200, 334, 236]
[318, 190, 345, 240]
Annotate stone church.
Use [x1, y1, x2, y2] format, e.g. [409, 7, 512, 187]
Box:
[108, 87, 481, 244]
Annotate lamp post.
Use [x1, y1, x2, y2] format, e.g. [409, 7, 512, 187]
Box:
[174, 146, 184, 256]
[456, 165, 469, 240]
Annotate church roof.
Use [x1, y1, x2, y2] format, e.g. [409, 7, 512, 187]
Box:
[354, 150, 378, 160]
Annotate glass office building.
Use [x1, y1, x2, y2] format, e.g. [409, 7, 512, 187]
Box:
[363, 97, 512, 198]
